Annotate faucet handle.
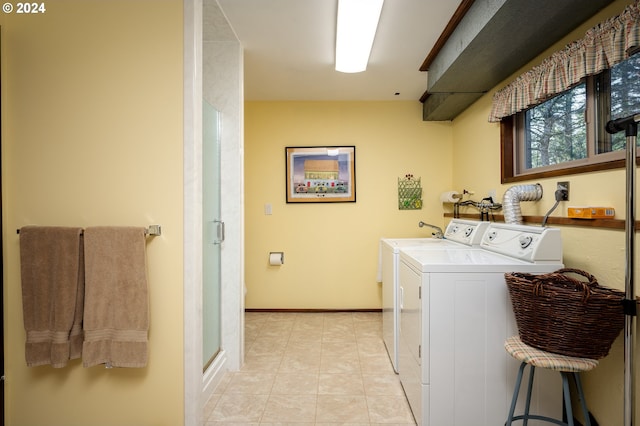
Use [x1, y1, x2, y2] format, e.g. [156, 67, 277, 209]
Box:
[418, 221, 444, 239]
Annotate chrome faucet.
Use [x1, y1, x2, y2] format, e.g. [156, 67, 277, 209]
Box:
[419, 221, 444, 239]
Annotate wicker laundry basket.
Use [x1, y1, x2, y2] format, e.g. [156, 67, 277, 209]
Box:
[505, 268, 626, 359]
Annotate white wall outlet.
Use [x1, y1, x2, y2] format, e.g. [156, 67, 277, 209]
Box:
[264, 203, 272, 215]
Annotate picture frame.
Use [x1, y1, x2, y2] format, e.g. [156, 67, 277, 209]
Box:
[285, 146, 356, 203]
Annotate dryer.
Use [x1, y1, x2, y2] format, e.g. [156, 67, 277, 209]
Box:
[380, 219, 489, 372]
[398, 223, 564, 426]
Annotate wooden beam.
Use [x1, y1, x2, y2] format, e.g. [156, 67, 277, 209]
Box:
[419, 0, 476, 72]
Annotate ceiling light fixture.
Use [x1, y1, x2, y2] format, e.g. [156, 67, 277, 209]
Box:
[335, 0, 384, 73]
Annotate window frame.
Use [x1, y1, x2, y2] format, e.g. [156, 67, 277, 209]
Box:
[501, 72, 637, 184]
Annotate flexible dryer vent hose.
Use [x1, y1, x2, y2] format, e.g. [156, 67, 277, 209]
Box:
[502, 183, 543, 225]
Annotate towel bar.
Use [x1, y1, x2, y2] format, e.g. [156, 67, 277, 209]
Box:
[145, 225, 162, 236]
[17, 225, 162, 237]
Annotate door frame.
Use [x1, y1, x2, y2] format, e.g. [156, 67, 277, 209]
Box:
[1, 25, 5, 426]
[184, 1, 244, 423]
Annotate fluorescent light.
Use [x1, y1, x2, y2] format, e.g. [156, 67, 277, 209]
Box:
[335, 0, 384, 73]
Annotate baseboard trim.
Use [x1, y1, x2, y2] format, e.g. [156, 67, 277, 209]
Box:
[202, 349, 227, 402]
[245, 308, 382, 313]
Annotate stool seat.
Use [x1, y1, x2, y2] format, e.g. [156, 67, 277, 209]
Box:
[504, 336, 597, 426]
[505, 336, 599, 372]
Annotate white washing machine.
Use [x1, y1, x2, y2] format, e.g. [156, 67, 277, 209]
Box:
[380, 219, 489, 372]
[398, 223, 564, 426]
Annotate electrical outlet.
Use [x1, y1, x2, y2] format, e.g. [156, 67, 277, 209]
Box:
[557, 181, 570, 201]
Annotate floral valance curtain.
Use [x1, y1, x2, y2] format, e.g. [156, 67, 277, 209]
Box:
[488, 1, 640, 122]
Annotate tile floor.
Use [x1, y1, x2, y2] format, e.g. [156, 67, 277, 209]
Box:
[203, 311, 416, 425]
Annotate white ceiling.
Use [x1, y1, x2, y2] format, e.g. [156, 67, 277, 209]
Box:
[216, 0, 461, 101]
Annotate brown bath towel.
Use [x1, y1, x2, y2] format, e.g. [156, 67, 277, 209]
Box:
[82, 227, 149, 368]
[19, 226, 84, 368]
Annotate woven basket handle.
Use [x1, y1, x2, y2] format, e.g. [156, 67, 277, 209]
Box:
[532, 268, 598, 302]
[554, 268, 599, 287]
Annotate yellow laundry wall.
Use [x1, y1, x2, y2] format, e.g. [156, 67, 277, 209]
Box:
[451, 1, 637, 424]
[244, 1, 638, 424]
[454, 79, 633, 426]
[1, 1, 184, 425]
[244, 101, 452, 309]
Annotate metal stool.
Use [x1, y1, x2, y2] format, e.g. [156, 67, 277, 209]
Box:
[504, 336, 598, 426]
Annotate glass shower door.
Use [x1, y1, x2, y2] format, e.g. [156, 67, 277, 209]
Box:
[202, 100, 222, 370]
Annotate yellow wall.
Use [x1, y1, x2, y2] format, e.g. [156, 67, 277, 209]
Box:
[244, 1, 639, 423]
[244, 101, 452, 309]
[451, 1, 637, 424]
[2, 1, 184, 425]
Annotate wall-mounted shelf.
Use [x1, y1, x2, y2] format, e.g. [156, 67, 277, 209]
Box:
[444, 212, 632, 230]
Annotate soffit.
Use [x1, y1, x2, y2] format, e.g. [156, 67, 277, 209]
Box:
[422, 0, 616, 121]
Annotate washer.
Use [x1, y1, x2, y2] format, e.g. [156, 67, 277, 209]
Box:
[380, 219, 489, 372]
[398, 223, 564, 426]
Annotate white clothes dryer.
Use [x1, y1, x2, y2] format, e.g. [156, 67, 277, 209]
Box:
[380, 219, 489, 372]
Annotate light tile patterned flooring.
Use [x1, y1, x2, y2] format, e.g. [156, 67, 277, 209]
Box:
[203, 311, 416, 425]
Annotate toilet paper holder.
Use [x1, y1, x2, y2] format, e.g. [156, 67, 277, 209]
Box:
[269, 252, 284, 265]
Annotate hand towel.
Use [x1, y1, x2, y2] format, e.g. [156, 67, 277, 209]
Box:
[82, 226, 149, 368]
[69, 244, 85, 359]
[19, 226, 84, 368]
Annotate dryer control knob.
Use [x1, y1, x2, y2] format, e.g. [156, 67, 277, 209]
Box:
[519, 235, 533, 249]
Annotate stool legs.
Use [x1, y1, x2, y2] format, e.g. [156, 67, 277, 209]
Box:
[506, 362, 527, 425]
[573, 373, 591, 426]
[561, 373, 574, 425]
[505, 363, 591, 426]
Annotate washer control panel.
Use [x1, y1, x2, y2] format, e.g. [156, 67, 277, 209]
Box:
[444, 219, 489, 246]
[481, 223, 562, 262]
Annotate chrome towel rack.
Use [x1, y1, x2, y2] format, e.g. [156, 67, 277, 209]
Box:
[17, 225, 162, 237]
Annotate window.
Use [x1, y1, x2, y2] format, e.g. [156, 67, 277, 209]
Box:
[597, 54, 640, 154]
[522, 83, 587, 169]
[503, 54, 640, 182]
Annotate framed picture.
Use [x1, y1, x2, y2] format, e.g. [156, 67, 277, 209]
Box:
[285, 146, 356, 203]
